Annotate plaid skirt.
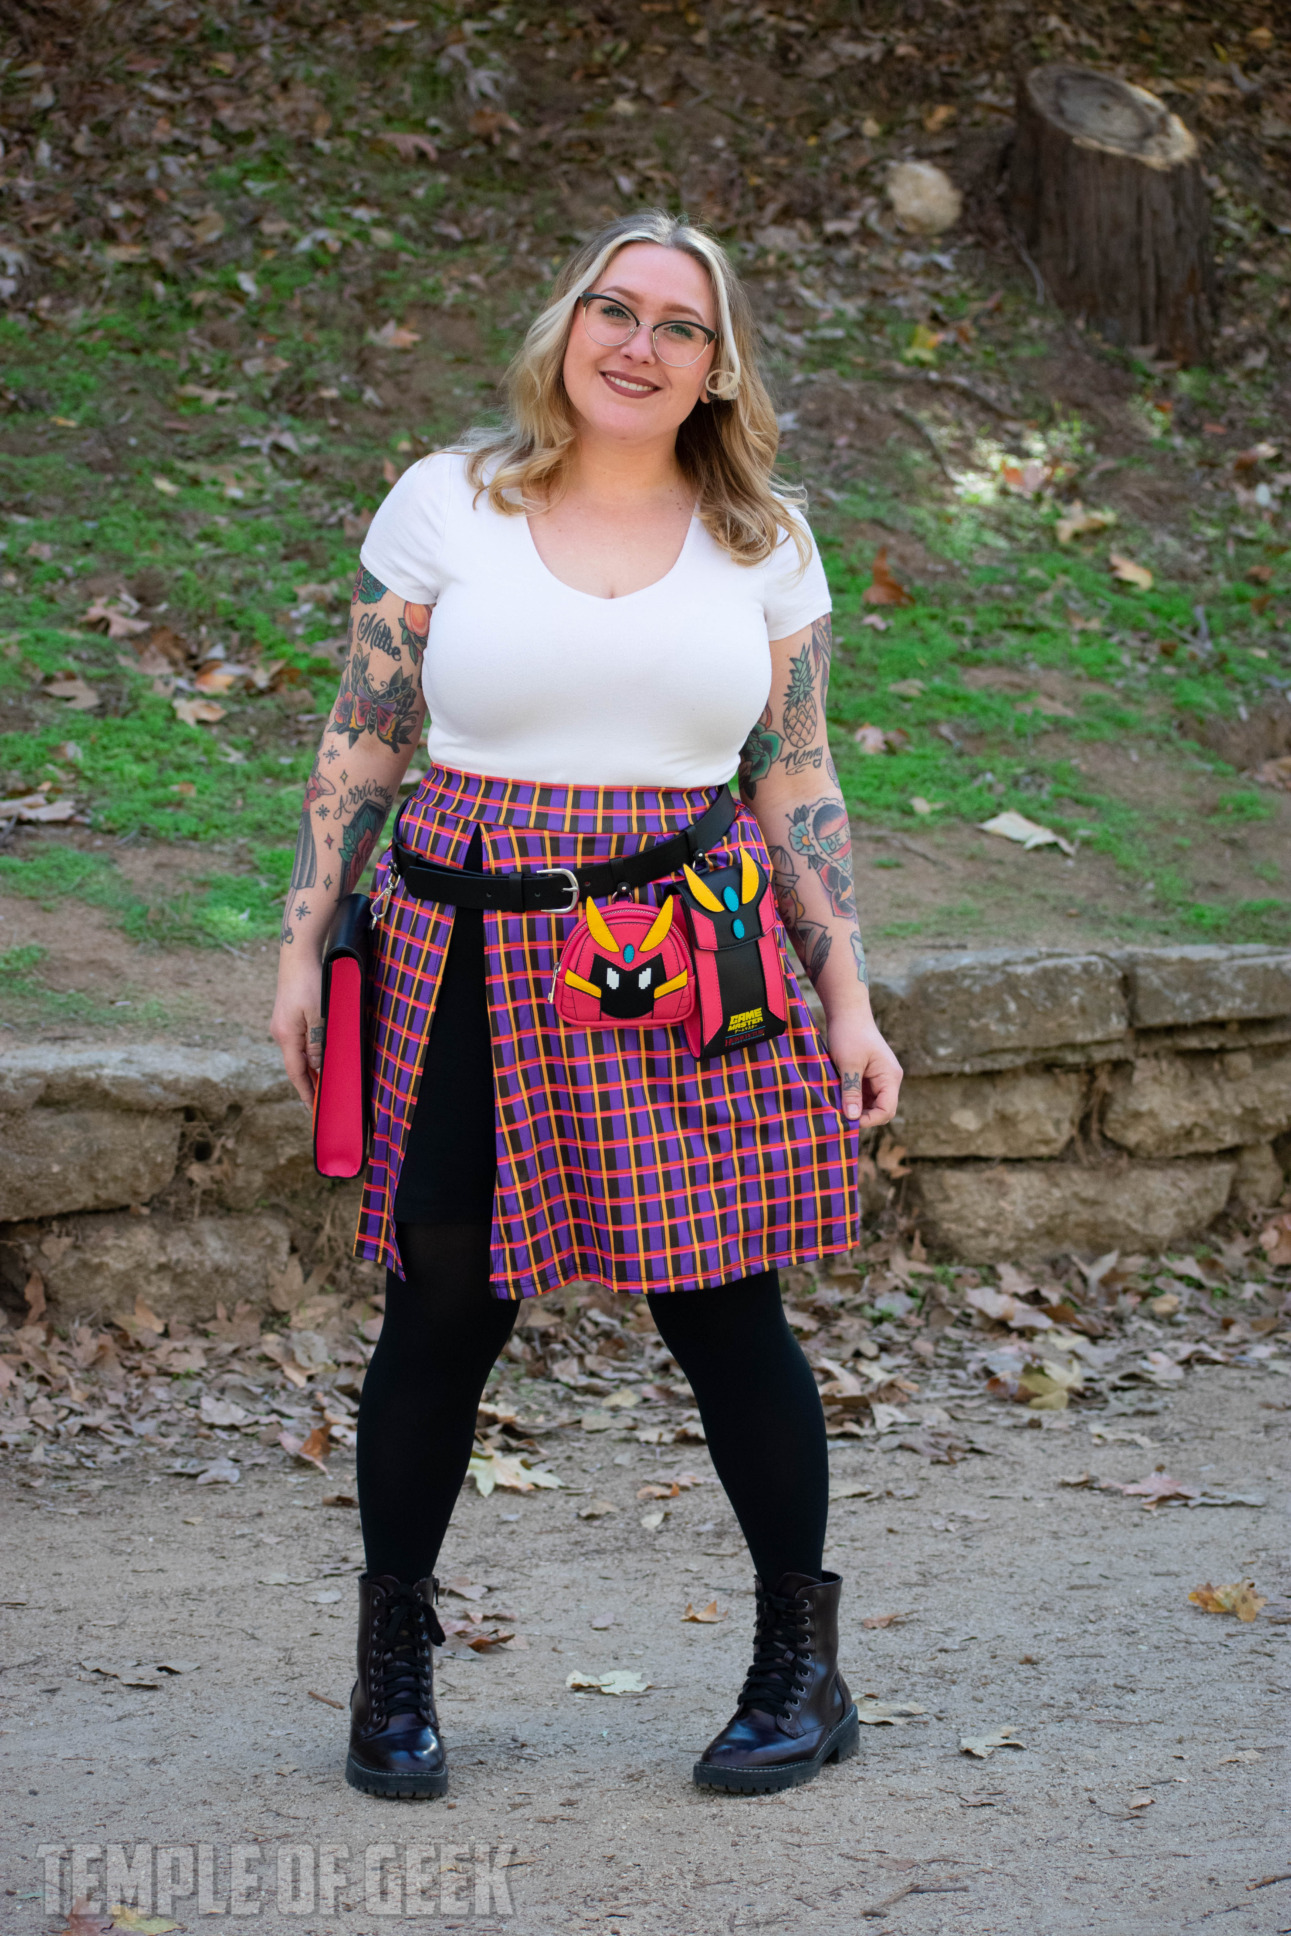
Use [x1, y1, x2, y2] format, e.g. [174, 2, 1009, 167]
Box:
[354, 764, 860, 1298]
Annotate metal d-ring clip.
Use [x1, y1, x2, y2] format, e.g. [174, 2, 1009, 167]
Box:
[370, 852, 400, 923]
[539, 866, 582, 915]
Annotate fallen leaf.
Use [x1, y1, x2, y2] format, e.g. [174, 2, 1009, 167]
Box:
[59, 1904, 114, 1936]
[1127, 1793, 1155, 1811]
[887, 677, 925, 697]
[566, 1670, 650, 1695]
[372, 130, 439, 162]
[640, 1508, 667, 1530]
[199, 1393, 251, 1428]
[978, 810, 1075, 857]
[909, 796, 944, 816]
[589, 1611, 615, 1630]
[682, 1600, 727, 1623]
[81, 596, 149, 640]
[876, 1132, 911, 1178]
[1253, 756, 1291, 793]
[467, 107, 521, 141]
[577, 1498, 618, 1519]
[1109, 552, 1153, 590]
[172, 696, 226, 727]
[1116, 1471, 1199, 1510]
[830, 1482, 879, 1501]
[1150, 1293, 1181, 1316]
[45, 673, 100, 711]
[579, 1409, 614, 1433]
[1188, 1581, 1267, 1622]
[863, 547, 914, 608]
[861, 1610, 913, 1630]
[852, 722, 890, 754]
[175, 383, 238, 407]
[959, 1726, 1025, 1758]
[308, 1587, 342, 1605]
[80, 1659, 164, 1688]
[1056, 502, 1116, 543]
[1000, 458, 1051, 497]
[296, 1423, 331, 1468]
[965, 1285, 1054, 1331]
[152, 475, 180, 497]
[466, 1451, 562, 1496]
[0, 792, 80, 822]
[443, 1577, 491, 1601]
[108, 1911, 180, 1934]
[367, 320, 420, 349]
[1218, 1749, 1263, 1764]
[195, 1457, 240, 1486]
[1258, 1213, 1291, 1266]
[855, 1699, 926, 1726]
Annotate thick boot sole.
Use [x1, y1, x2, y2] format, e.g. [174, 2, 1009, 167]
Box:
[345, 1751, 448, 1800]
[692, 1704, 860, 1795]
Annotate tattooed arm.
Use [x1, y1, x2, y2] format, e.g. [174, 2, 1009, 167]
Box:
[739, 613, 902, 1128]
[270, 570, 430, 1104]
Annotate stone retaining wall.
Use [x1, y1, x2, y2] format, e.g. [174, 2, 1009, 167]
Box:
[873, 943, 1291, 1259]
[2, 943, 1289, 1323]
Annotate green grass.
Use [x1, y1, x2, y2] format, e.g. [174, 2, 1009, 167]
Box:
[2, 128, 1289, 954]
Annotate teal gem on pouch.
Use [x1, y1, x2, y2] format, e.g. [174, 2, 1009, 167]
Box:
[722, 886, 740, 910]
[732, 918, 746, 939]
[623, 943, 635, 963]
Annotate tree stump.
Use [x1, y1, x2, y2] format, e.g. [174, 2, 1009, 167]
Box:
[1009, 64, 1217, 365]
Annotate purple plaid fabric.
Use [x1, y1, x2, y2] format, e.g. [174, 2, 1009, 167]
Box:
[355, 765, 860, 1297]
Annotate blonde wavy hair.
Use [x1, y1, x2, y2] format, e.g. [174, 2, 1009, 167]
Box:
[460, 209, 809, 568]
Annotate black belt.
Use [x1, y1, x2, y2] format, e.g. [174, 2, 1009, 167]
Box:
[388, 787, 738, 915]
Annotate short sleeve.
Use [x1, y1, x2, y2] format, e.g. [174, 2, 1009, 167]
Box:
[761, 511, 831, 640]
[358, 450, 455, 605]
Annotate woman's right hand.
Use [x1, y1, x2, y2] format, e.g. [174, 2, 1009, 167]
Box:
[271, 956, 325, 1107]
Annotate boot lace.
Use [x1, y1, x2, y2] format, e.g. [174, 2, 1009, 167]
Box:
[738, 1586, 813, 1720]
[373, 1581, 445, 1722]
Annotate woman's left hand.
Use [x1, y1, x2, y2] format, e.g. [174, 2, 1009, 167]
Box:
[827, 1008, 903, 1127]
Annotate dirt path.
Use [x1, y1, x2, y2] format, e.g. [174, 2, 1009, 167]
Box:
[4, 1364, 1287, 1935]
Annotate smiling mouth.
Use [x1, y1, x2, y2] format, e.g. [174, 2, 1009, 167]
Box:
[600, 370, 661, 398]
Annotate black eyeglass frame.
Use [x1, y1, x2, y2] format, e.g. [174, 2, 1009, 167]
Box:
[577, 291, 717, 366]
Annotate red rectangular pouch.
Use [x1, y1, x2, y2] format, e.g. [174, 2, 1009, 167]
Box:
[312, 893, 372, 1179]
[676, 853, 789, 1061]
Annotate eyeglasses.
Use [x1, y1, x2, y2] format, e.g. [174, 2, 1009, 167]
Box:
[578, 292, 717, 368]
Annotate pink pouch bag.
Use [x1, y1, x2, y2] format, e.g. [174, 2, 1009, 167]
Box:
[551, 893, 696, 1029]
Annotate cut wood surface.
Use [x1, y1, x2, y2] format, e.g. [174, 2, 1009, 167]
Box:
[1010, 64, 1218, 364]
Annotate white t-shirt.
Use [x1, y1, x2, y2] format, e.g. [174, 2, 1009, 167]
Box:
[358, 450, 831, 789]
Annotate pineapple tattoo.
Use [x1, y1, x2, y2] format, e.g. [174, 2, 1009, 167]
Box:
[781, 645, 823, 778]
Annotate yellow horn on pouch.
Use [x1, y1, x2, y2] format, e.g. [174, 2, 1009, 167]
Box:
[642, 894, 676, 953]
[740, 850, 759, 904]
[683, 864, 724, 914]
[583, 897, 619, 953]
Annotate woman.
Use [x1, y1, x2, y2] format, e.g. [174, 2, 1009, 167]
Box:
[271, 209, 902, 1802]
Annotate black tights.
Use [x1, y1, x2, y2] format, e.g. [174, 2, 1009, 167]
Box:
[355, 1224, 829, 1590]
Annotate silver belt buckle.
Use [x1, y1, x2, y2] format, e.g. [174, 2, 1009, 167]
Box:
[538, 867, 582, 915]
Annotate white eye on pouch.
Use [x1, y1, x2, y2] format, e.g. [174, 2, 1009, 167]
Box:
[606, 967, 620, 989]
[638, 969, 651, 989]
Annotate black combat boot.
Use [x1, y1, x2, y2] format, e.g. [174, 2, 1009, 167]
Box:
[345, 1573, 448, 1799]
[693, 1571, 859, 1794]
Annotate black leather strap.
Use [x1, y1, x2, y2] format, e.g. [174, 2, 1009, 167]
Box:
[389, 788, 738, 914]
